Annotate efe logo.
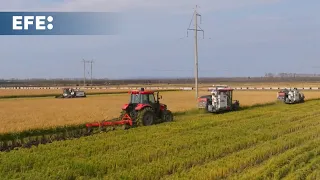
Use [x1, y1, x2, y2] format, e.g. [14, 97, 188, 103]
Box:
[12, 16, 53, 30]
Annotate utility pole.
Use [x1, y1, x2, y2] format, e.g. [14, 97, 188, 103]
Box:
[82, 59, 86, 87]
[90, 60, 94, 86]
[82, 59, 91, 87]
[187, 5, 204, 101]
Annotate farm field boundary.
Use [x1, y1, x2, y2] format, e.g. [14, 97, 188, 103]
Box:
[2, 86, 320, 91]
[0, 86, 193, 90]
[1, 98, 319, 152]
[208, 87, 320, 91]
[0, 89, 182, 99]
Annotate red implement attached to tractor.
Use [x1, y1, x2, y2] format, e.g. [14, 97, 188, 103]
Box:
[85, 88, 173, 133]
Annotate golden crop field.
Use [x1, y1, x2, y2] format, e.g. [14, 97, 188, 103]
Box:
[2, 81, 320, 96]
[224, 82, 320, 88]
[122, 82, 320, 87]
[0, 82, 320, 96]
[138, 82, 320, 88]
[1, 90, 320, 134]
[0, 89, 129, 96]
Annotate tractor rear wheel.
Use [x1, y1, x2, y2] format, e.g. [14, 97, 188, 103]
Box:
[136, 107, 155, 126]
[162, 110, 173, 122]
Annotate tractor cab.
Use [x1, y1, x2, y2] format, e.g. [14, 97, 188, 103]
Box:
[124, 88, 164, 113]
[120, 88, 172, 126]
[129, 88, 160, 104]
[277, 88, 289, 101]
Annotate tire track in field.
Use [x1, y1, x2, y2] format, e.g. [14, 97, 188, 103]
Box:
[281, 152, 320, 180]
[168, 104, 320, 178]
[228, 139, 320, 180]
[94, 104, 320, 156]
[306, 169, 320, 180]
[173, 102, 319, 134]
[81, 110, 281, 153]
[105, 110, 320, 179]
[82, 108, 299, 159]
[91, 101, 320, 154]
[161, 124, 320, 180]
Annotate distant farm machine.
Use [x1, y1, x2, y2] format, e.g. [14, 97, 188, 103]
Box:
[85, 88, 173, 132]
[198, 85, 240, 113]
[55, 88, 87, 98]
[277, 88, 305, 104]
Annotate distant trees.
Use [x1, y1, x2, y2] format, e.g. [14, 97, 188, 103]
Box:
[265, 72, 320, 78]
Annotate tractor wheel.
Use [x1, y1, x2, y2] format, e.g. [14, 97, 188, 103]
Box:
[162, 110, 173, 122]
[136, 107, 155, 126]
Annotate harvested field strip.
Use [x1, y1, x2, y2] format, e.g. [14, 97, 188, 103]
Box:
[0, 125, 89, 151]
[0, 99, 320, 179]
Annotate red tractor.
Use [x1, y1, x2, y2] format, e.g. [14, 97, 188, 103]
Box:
[86, 88, 173, 132]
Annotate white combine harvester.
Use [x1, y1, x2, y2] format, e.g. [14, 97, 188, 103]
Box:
[277, 88, 305, 104]
[198, 85, 240, 113]
[55, 88, 87, 98]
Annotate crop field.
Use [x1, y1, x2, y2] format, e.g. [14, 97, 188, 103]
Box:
[2, 81, 320, 97]
[0, 88, 130, 97]
[0, 98, 320, 179]
[114, 82, 320, 88]
[209, 82, 320, 88]
[1, 90, 320, 134]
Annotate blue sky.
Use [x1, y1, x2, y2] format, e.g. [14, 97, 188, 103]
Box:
[0, 0, 319, 79]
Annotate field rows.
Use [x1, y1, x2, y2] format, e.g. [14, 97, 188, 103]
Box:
[0, 99, 319, 179]
[1, 90, 320, 134]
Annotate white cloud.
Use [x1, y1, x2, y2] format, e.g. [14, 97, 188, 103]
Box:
[0, 0, 283, 13]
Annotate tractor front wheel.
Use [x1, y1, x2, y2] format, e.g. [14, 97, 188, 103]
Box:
[136, 107, 155, 126]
